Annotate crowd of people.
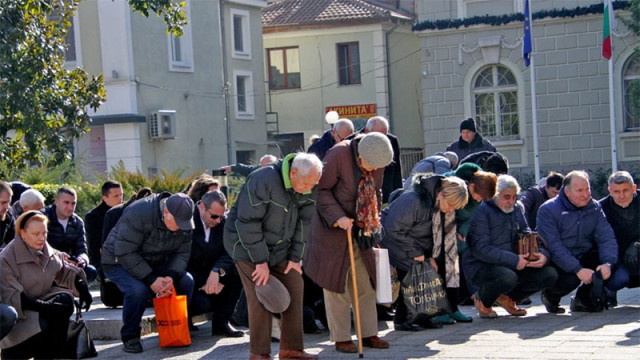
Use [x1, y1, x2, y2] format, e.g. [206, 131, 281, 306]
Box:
[0, 116, 637, 360]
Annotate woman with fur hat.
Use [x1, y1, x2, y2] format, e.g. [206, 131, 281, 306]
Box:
[304, 132, 393, 354]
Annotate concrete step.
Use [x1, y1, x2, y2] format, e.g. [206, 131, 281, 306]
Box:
[83, 287, 209, 340]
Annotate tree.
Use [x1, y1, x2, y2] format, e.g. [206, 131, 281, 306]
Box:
[0, 0, 186, 176]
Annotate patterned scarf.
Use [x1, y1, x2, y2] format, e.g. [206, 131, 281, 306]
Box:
[355, 156, 380, 236]
[432, 202, 459, 288]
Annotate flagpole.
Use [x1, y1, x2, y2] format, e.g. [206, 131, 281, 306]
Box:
[525, 0, 541, 183]
[605, 0, 618, 172]
[608, 56, 617, 172]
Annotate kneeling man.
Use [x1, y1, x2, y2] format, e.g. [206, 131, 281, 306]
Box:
[465, 175, 558, 318]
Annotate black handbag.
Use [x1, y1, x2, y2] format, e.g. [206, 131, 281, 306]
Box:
[571, 270, 608, 313]
[352, 227, 383, 249]
[65, 303, 98, 359]
[401, 261, 451, 323]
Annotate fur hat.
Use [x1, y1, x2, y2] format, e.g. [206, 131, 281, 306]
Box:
[358, 133, 393, 169]
[256, 276, 291, 313]
[459, 118, 477, 133]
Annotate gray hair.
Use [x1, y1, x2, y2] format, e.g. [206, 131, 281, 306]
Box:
[563, 170, 590, 191]
[20, 189, 45, 208]
[365, 116, 389, 133]
[608, 170, 635, 187]
[291, 152, 323, 177]
[496, 174, 520, 195]
[201, 189, 227, 208]
[260, 154, 277, 166]
[334, 119, 354, 135]
[443, 151, 459, 169]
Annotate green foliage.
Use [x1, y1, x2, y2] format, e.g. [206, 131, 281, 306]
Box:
[0, 0, 186, 173]
[412, 1, 631, 31]
[31, 182, 100, 216]
[620, 0, 640, 36]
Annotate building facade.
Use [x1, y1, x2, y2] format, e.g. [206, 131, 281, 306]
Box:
[415, 0, 639, 182]
[262, 0, 425, 171]
[72, 0, 269, 176]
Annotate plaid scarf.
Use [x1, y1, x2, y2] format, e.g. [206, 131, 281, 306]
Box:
[432, 203, 459, 288]
[355, 157, 380, 236]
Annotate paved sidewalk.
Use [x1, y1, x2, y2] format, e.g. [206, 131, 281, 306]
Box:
[93, 287, 639, 359]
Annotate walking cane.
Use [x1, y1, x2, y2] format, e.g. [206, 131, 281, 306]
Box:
[338, 222, 365, 358]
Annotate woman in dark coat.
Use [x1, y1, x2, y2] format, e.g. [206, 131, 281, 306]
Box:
[381, 174, 468, 330]
[304, 133, 393, 354]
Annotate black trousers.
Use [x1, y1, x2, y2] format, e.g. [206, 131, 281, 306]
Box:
[188, 272, 243, 330]
[542, 250, 606, 305]
[471, 264, 558, 308]
[1, 293, 74, 360]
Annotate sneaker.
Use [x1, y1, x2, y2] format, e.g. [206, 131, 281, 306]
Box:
[473, 293, 497, 319]
[434, 314, 455, 324]
[450, 310, 473, 323]
[495, 295, 527, 316]
[122, 338, 143, 353]
[541, 292, 566, 314]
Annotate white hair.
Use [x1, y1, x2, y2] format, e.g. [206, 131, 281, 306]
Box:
[19, 189, 45, 208]
[333, 119, 354, 134]
[496, 174, 520, 195]
[291, 152, 323, 177]
[365, 116, 389, 133]
[260, 154, 277, 166]
[608, 170, 634, 187]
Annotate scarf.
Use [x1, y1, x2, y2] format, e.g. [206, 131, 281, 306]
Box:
[432, 203, 459, 288]
[355, 156, 380, 236]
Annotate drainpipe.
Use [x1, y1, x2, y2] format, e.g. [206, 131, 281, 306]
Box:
[218, 0, 233, 164]
[385, 23, 399, 134]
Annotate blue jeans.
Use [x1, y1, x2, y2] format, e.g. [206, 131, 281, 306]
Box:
[605, 264, 630, 297]
[0, 303, 17, 341]
[104, 266, 193, 341]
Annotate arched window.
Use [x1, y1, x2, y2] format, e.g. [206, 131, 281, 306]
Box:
[623, 53, 640, 131]
[472, 65, 519, 139]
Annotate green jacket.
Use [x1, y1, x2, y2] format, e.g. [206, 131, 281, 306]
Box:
[223, 154, 317, 266]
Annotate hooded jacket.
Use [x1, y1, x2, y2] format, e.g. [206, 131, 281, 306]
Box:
[223, 153, 317, 267]
[381, 175, 442, 272]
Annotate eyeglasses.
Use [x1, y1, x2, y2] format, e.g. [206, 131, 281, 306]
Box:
[209, 213, 222, 220]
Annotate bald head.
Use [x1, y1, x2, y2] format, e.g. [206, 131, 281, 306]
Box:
[331, 119, 354, 143]
[365, 116, 389, 134]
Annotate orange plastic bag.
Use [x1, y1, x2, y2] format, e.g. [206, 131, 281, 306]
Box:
[153, 285, 191, 347]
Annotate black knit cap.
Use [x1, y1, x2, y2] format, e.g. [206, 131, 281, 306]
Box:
[459, 118, 477, 133]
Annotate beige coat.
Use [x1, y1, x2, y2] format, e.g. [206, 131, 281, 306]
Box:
[0, 234, 83, 349]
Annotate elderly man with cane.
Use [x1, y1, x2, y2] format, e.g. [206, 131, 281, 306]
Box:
[305, 132, 393, 355]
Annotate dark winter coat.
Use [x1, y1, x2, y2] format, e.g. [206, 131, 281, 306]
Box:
[519, 185, 550, 230]
[44, 205, 88, 263]
[382, 133, 402, 204]
[304, 137, 384, 293]
[223, 154, 317, 267]
[307, 129, 335, 160]
[0, 212, 14, 247]
[230, 163, 260, 177]
[381, 175, 442, 272]
[403, 153, 453, 189]
[84, 201, 112, 268]
[188, 207, 233, 288]
[537, 189, 618, 274]
[463, 200, 549, 282]
[446, 133, 496, 163]
[599, 190, 640, 260]
[101, 192, 193, 286]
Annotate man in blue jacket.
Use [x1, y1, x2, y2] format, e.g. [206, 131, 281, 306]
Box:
[536, 171, 618, 314]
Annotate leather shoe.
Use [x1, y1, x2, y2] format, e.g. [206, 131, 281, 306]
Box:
[335, 341, 357, 353]
[394, 321, 424, 331]
[450, 310, 473, 323]
[517, 297, 532, 305]
[473, 293, 498, 319]
[249, 354, 272, 360]
[278, 350, 318, 360]
[362, 335, 389, 349]
[541, 292, 566, 314]
[122, 338, 143, 353]
[495, 295, 527, 316]
[417, 317, 443, 329]
[434, 314, 455, 324]
[212, 323, 244, 337]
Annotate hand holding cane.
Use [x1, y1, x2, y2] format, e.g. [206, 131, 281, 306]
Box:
[335, 219, 364, 358]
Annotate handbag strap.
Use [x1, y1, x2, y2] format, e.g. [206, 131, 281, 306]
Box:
[73, 300, 83, 322]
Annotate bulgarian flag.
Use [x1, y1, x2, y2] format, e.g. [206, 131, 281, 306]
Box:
[602, 0, 615, 59]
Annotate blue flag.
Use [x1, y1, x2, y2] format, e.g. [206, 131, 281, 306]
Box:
[523, 0, 532, 67]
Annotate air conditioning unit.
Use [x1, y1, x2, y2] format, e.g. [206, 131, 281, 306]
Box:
[148, 110, 177, 139]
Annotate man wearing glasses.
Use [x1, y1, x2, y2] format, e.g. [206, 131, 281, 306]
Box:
[186, 190, 244, 337]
